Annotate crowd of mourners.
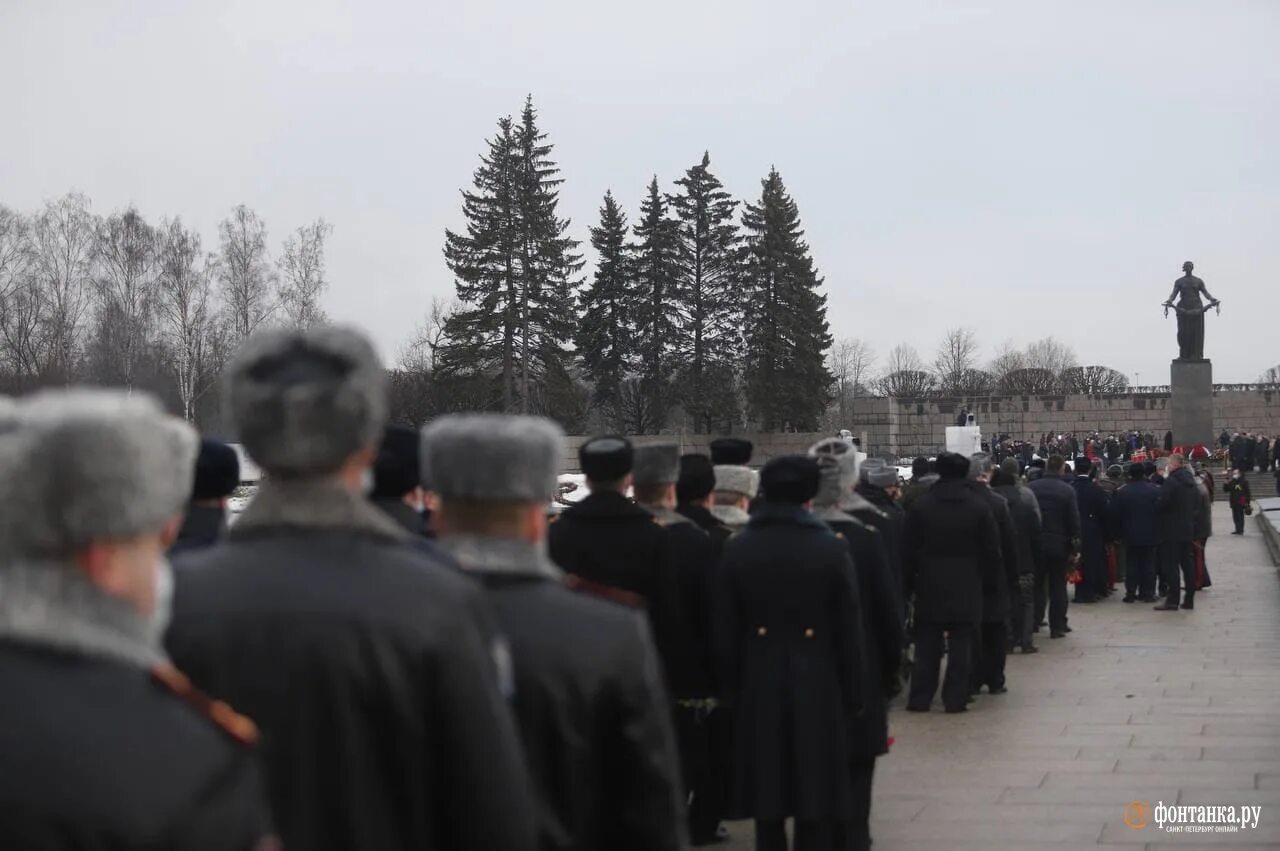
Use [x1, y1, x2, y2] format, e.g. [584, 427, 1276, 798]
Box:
[0, 323, 1265, 851]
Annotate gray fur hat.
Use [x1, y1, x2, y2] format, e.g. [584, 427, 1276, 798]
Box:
[633, 443, 680, 487]
[713, 465, 758, 499]
[809, 437, 860, 506]
[0, 390, 197, 559]
[226, 325, 388, 477]
[860, 458, 899, 488]
[420, 414, 563, 502]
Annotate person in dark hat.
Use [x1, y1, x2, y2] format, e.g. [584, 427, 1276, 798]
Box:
[1027, 455, 1081, 638]
[166, 326, 537, 851]
[964, 453, 1017, 696]
[0, 390, 275, 849]
[899, 457, 937, 511]
[1110, 462, 1159, 603]
[856, 458, 906, 599]
[422, 415, 686, 851]
[809, 441, 901, 851]
[1071, 455, 1111, 603]
[631, 443, 724, 844]
[714, 455, 864, 851]
[992, 460, 1042, 654]
[676, 453, 728, 539]
[709, 437, 753, 466]
[370, 422, 435, 540]
[170, 438, 241, 556]
[548, 436, 688, 700]
[903, 451, 1001, 713]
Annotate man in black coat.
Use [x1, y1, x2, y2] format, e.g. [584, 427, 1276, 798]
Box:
[1110, 464, 1161, 602]
[1072, 459, 1111, 603]
[632, 442, 724, 845]
[170, 437, 240, 556]
[903, 452, 1002, 713]
[714, 455, 864, 851]
[1153, 453, 1200, 611]
[167, 327, 537, 851]
[422, 415, 687, 851]
[0, 391, 275, 850]
[993, 463, 1042, 654]
[548, 436, 689, 697]
[810, 438, 901, 851]
[1027, 455, 1081, 638]
[676, 453, 732, 544]
[370, 422, 436, 540]
[966, 453, 1020, 694]
[856, 459, 906, 596]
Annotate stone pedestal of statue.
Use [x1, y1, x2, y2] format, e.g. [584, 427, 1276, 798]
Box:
[1170, 359, 1213, 447]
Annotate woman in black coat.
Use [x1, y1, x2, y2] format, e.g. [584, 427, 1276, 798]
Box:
[1224, 468, 1252, 534]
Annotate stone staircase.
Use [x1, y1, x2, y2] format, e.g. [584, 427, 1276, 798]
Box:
[1241, 470, 1278, 500]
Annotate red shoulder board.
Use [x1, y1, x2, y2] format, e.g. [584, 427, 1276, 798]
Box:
[563, 573, 647, 609]
[151, 663, 259, 748]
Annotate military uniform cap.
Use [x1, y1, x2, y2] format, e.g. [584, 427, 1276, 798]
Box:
[714, 465, 758, 499]
[632, 443, 680, 486]
[709, 437, 753, 466]
[860, 458, 899, 488]
[579, 435, 633, 482]
[226, 325, 387, 477]
[0, 389, 197, 558]
[421, 413, 562, 502]
[676, 453, 716, 502]
[192, 439, 241, 501]
[373, 423, 421, 499]
[999, 457, 1021, 479]
[935, 451, 971, 480]
[759, 455, 821, 504]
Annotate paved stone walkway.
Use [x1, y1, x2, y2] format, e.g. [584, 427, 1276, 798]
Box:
[723, 503, 1280, 849]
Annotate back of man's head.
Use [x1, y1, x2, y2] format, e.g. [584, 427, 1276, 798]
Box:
[1046, 454, 1065, 474]
[967, 452, 994, 482]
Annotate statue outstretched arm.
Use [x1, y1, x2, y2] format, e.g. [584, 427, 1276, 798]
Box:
[1164, 284, 1179, 306]
[1200, 283, 1220, 305]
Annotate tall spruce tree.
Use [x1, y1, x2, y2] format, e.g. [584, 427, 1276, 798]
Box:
[442, 96, 581, 415]
[741, 168, 832, 431]
[630, 177, 683, 432]
[576, 191, 631, 420]
[669, 151, 742, 432]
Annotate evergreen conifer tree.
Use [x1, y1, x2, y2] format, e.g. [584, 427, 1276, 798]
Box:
[630, 177, 683, 432]
[668, 151, 742, 432]
[741, 168, 832, 431]
[442, 97, 581, 415]
[576, 191, 631, 422]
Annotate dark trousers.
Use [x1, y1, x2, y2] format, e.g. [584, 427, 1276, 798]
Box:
[675, 704, 725, 843]
[1125, 545, 1157, 599]
[1009, 579, 1034, 647]
[971, 620, 1008, 691]
[1034, 557, 1069, 632]
[845, 759, 875, 851]
[1231, 505, 1246, 533]
[755, 819, 835, 851]
[1161, 541, 1196, 607]
[908, 621, 974, 712]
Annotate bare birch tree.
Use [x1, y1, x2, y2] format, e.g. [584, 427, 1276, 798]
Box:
[400, 296, 458, 374]
[28, 193, 96, 382]
[155, 217, 223, 421]
[1024, 336, 1078, 373]
[877, 344, 936, 397]
[278, 218, 332, 330]
[932, 326, 981, 394]
[827, 337, 875, 424]
[93, 206, 160, 391]
[216, 205, 276, 342]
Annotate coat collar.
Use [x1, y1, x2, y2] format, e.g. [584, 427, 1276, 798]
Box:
[747, 502, 830, 531]
[562, 490, 650, 520]
[0, 561, 164, 669]
[231, 477, 409, 543]
[372, 497, 429, 537]
[440, 535, 563, 580]
[837, 490, 885, 517]
[641, 504, 695, 527]
[677, 502, 722, 532]
[710, 504, 751, 527]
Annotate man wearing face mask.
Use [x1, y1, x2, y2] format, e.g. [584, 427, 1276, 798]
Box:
[166, 326, 538, 851]
[0, 390, 275, 849]
[1224, 468, 1252, 535]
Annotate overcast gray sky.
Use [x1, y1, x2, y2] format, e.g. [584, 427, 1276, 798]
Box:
[2, 0, 1276, 384]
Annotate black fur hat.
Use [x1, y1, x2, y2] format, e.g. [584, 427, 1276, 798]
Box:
[192, 439, 241, 501]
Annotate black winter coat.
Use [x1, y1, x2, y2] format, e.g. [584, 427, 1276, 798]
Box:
[1028, 475, 1082, 561]
[0, 642, 273, 851]
[1156, 466, 1200, 544]
[820, 510, 901, 761]
[167, 482, 538, 851]
[903, 478, 1002, 624]
[169, 504, 227, 557]
[1073, 476, 1110, 568]
[549, 492, 692, 695]
[713, 503, 864, 821]
[447, 538, 687, 851]
[854, 483, 906, 596]
[994, 483, 1042, 577]
[969, 483, 1019, 622]
[650, 507, 719, 699]
[1110, 480, 1161, 547]
[1225, 476, 1252, 510]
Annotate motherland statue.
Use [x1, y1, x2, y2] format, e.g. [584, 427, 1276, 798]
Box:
[1163, 260, 1220, 361]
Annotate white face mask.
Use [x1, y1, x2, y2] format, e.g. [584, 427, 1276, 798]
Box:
[148, 557, 174, 646]
[361, 468, 375, 496]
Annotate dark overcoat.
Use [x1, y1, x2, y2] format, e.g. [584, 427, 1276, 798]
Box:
[1028, 475, 1082, 561]
[1072, 476, 1110, 570]
[1110, 481, 1160, 547]
[1156, 467, 1200, 544]
[994, 483, 1043, 577]
[903, 479, 1002, 625]
[447, 539, 687, 851]
[819, 510, 901, 761]
[970, 483, 1019, 621]
[168, 504, 227, 556]
[651, 509, 719, 699]
[713, 503, 864, 821]
[167, 482, 538, 851]
[0, 642, 273, 850]
[548, 491, 692, 695]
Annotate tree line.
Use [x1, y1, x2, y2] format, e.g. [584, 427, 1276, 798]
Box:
[0, 194, 330, 426]
[398, 96, 833, 434]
